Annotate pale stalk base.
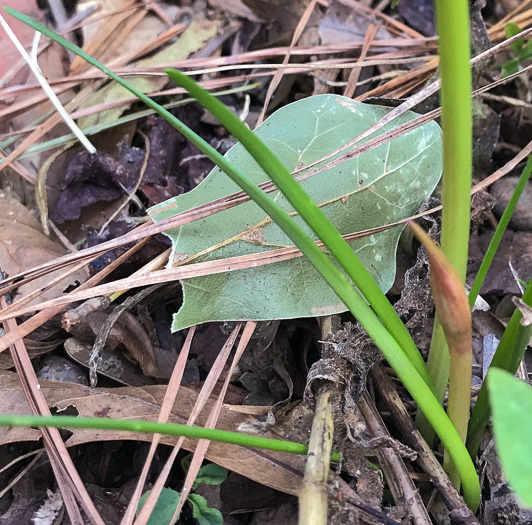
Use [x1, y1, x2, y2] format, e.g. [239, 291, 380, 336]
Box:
[443, 350, 472, 489]
[299, 390, 333, 525]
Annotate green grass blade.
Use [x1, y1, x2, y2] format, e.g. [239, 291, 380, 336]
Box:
[3, 9, 428, 387]
[0, 414, 337, 459]
[467, 276, 532, 457]
[5, 8, 432, 385]
[469, 155, 532, 308]
[5, 8, 480, 508]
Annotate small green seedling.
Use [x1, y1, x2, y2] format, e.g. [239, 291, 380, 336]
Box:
[501, 23, 532, 78]
[137, 459, 227, 525]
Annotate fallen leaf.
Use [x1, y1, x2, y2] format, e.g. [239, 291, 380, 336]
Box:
[149, 95, 443, 330]
[0, 191, 88, 306]
[50, 150, 138, 223]
[78, 18, 221, 128]
[319, 2, 392, 45]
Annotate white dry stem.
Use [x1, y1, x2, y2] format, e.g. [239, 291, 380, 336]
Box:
[0, 15, 96, 154]
[509, 261, 526, 294]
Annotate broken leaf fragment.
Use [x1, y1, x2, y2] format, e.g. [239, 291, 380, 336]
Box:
[149, 95, 443, 330]
[77, 18, 220, 128]
[0, 192, 88, 306]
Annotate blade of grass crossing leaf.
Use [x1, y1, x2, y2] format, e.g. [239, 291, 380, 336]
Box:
[165, 68, 432, 387]
[469, 155, 532, 308]
[2, 11, 425, 381]
[4, 8, 480, 509]
[0, 414, 330, 457]
[3, 8, 435, 384]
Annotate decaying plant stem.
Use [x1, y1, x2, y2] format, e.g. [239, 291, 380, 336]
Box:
[299, 389, 334, 525]
[299, 316, 335, 524]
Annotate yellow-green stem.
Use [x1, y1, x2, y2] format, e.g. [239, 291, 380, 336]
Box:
[436, 1, 472, 280]
[420, 0, 473, 457]
[444, 347, 473, 488]
[416, 318, 449, 445]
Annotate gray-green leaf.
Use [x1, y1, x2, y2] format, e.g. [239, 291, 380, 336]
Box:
[149, 95, 442, 330]
[488, 369, 532, 508]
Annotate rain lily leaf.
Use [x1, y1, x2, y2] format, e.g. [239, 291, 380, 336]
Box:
[148, 95, 442, 330]
[488, 369, 532, 508]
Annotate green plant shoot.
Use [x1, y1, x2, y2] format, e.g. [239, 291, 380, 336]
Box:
[417, 0, 473, 466]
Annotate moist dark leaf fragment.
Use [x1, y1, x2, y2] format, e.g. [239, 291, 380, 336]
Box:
[51, 151, 141, 223]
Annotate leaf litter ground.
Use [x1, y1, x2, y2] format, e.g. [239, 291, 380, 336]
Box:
[0, 0, 532, 523]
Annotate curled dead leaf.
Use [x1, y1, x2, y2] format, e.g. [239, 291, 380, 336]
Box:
[0, 192, 88, 307]
[511, 296, 532, 327]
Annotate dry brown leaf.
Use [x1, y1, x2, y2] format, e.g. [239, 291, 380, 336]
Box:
[78, 17, 221, 128]
[0, 191, 42, 228]
[77, 0, 166, 64]
[319, 1, 392, 45]
[66, 309, 160, 379]
[63, 338, 156, 387]
[240, 0, 309, 35]
[0, 337, 64, 369]
[0, 370, 305, 495]
[208, 0, 265, 22]
[0, 192, 88, 306]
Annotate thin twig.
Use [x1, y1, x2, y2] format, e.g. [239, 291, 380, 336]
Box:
[0, 16, 95, 153]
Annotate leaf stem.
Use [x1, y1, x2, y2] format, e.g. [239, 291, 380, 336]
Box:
[444, 348, 473, 488]
[435, 1, 472, 282]
[420, 0, 473, 448]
